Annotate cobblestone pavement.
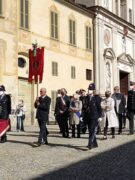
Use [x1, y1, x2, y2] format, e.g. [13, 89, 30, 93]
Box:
[0, 124, 135, 180]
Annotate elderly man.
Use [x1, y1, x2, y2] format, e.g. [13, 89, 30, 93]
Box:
[34, 88, 51, 146]
[112, 86, 126, 134]
[55, 88, 70, 138]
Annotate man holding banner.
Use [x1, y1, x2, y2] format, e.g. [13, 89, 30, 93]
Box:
[0, 85, 11, 143]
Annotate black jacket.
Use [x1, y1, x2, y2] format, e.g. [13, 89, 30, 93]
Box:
[34, 95, 51, 121]
[84, 95, 102, 120]
[0, 94, 11, 120]
[127, 90, 135, 111]
[54, 95, 70, 116]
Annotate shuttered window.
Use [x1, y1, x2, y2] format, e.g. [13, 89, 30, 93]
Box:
[120, 0, 126, 20]
[0, 0, 3, 15]
[86, 26, 92, 51]
[129, 9, 132, 23]
[69, 19, 76, 46]
[71, 66, 76, 79]
[52, 62, 58, 76]
[20, 0, 29, 29]
[50, 11, 58, 39]
[86, 69, 92, 80]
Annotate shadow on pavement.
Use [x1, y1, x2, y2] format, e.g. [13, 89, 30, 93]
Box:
[30, 140, 135, 180]
[7, 140, 35, 147]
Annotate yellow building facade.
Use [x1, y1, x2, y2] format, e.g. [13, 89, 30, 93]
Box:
[0, 0, 94, 124]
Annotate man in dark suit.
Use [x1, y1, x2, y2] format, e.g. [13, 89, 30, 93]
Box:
[34, 88, 51, 146]
[127, 85, 135, 134]
[0, 85, 11, 143]
[54, 89, 63, 133]
[55, 88, 70, 138]
[85, 83, 102, 149]
[112, 86, 126, 134]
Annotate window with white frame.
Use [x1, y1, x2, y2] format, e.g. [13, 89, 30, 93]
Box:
[20, 0, 29, 29]
[51, 90, 57, 111]
[86, 26, 92, 51]
[52, 62, 58, 76]
[50, 11, 58, 39]
[69, 19, 76, 46]
[71, 66, 76, 79]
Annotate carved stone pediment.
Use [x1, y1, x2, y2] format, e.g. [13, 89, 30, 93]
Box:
[103, 48, 116, 60]
[117, 53, 135, 65]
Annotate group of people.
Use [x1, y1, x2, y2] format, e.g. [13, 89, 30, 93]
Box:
[0, 83, 135, 150]
[53, 84, 135, 149]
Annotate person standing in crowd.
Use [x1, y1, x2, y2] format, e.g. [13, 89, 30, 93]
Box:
[0, 85, 11, 143]
[34, 88, 51, 146]
[54, 89, 62, 133]
[85, 83, 102, 149]
[112, 86, 126, 134]
[78, 89, 87, 134]
[15, 99, 26, 132]
[101, 91, 118, 139]
[55, 88, 70, 138]
[69, 94, 82, 138]
[127, 84, 135, 135]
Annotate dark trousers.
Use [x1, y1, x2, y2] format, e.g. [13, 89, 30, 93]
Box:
[38, 119, 47, 143]
[104, 118, 115, 136]
[72, 124, 80, 137]
[60, 113, 69, 137]
[122, 115, 126, 128]
[117, 113, 123, 133]
[0, 133, 7, 142]
[55, 115, 63, 132]
[88, 119, 98, 147]
[16, 116, 24, 131]
[128, 111, 135, 134]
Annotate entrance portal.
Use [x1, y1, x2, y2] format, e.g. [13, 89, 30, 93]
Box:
[120, 71, 129, 95]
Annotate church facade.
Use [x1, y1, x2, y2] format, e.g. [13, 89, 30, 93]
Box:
[73, 0, 135, 95]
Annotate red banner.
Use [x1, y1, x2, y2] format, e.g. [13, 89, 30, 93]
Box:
[28, 47, 44, 83]
[0, 119, 9, 137]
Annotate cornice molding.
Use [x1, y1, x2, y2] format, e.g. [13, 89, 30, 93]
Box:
[88, 6, 135, 33]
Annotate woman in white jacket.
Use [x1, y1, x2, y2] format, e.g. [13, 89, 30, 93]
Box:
[101, 91, 118, 139]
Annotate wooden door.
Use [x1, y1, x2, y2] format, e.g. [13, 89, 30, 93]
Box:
[120, 71, 129, 95]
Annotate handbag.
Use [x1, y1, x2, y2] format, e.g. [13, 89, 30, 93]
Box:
[22, 114, 25, 120]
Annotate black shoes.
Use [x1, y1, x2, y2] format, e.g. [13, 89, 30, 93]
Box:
[33, 140, 49, 147]
[0, 137, 7, 143]
[87, 144, 98, 150]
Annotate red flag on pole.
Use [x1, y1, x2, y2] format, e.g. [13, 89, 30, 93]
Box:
[28, 47, 44, 83]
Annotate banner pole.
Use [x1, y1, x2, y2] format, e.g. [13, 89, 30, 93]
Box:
[37, 75, 39, 98]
